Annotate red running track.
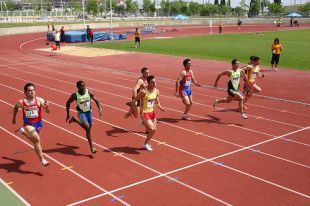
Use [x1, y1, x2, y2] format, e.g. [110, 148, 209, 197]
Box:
[0, 24, 309, 206]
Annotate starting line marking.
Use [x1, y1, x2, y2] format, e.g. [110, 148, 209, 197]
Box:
[61, 166, 74, 171]
[113, 152, 124, 157]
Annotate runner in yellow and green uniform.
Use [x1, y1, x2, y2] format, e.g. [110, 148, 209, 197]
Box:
[132, 75, 166, 151]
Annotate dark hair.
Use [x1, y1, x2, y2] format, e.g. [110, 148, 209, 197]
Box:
[147, 75, 155, 84]
[250, 56, 255, 61]
[183, 58, 191, 66]
[231, 59, 239, 65]
[253, 56, 260, 61]
[24, 82, 35, 92]
[274, 38, 280, 44]
[141, 67, 149, 74]
[76, 80, 85, 88]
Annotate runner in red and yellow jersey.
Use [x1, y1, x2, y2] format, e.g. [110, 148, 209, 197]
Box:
[132, 75, 166, 151]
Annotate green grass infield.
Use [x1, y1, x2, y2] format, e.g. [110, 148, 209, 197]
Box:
[80, 29, 310, 71]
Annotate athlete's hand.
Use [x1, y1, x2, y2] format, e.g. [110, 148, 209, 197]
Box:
[43, 99, 49, 107]
[98, 109, 103, 117]
[66, 115, 70, 123]
[196, 82, 201, 87]
[175, 92, 179, 98]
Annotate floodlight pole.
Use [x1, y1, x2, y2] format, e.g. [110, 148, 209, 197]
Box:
[82, 0, 86, 27]
[109, 0, 113, 41]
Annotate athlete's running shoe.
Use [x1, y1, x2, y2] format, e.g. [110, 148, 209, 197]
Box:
[241, 113, 248, 119]
[143, 144, 153, 151]
[41, 159, 49, 166]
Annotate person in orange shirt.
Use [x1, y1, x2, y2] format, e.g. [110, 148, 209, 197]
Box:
[271, 38, 283, 71]
[134, 28, 141, 48]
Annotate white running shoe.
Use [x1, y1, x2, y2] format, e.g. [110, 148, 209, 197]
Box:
[41, 159, 49, 166]
[15, 128, 25, 135]
[241, 113, 248, 119]
[181, 114, 190, 120]
[143, 144, 153, 151]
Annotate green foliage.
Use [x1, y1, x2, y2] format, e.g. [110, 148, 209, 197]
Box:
[5, 0, 16, 11]
[143, 0, 152, 14]
[220, 0, 225, 6]
[200, 3, 218, 16]
[219, 5, 230, 15]
[274, 0, 281, 4]
[71, 0, 82, 12]
[188, 2, 201, 16]
[248, 0, 260, 17]
[125, 0, 138, 13]
[214, 0, 219, 5]
[233, 6, 245, 16]
[298, 2, 310, 13]
[268, 3, 284, 15]
[87, 0, 99, 16]
[81, 30, 310, 71]
[239, 0, 249, 11]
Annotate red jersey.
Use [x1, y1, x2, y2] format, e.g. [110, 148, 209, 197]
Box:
[22, 97, 42, 124]
[179, 70, 193, 90]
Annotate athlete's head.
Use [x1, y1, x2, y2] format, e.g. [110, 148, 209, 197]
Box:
[76, 80, 86, 92]
[147, 75, 156, 88]
[183, 59, 191, 69]
[24, 82, 36, 98]
[231, 59, 239, 70]
[274, 38, 280, 44]
[141, 67, 150, 78]
[252, 56, 260, 66]
[249, 56, 255, 64]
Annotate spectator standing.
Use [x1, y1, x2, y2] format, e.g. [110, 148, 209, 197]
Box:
[60, 26, 65, 42]
[54, 31, 61, 50]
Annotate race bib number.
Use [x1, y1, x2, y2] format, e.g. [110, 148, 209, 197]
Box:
[79, 101, 90, 111]
[184, 77, 191, 86]
[251, 72, 257, 79]
[25, 108, 38, 118]
[232, 77, 240, 85]
[147, 99, 155, 108]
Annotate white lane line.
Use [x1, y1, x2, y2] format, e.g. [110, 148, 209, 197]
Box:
[0, 127, 131, 206]
[68, 126, 310, 205]
[0, 178, 31, 206]
[19, 37, 310, 107]
[0, 99, 233, 206]
[2, 82, 310, 204]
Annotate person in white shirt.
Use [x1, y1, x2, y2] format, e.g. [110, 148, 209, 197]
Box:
[54, 30, 61, 49]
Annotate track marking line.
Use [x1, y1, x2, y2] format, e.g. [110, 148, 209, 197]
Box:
[157, 141, 166, 145]
[0, 127, 131, 206]
[113, 152, 124, 157]
[0, 178, 31, 206]
[1, 65, 305, 129]
[7, 182, 14, 185]
[61, 166, 74, 171]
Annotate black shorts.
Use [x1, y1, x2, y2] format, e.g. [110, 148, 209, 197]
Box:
[227, 81, 239, 97]
[55, 41, 60, 47]
[135, 37, 140, 43]
[271, 53, 280, 65]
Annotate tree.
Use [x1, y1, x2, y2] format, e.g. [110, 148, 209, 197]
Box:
[214, 0, 219, 5]
[143, 0, 152, 15]
[71, 0, 82, 12]
[4, 0, 16, 11]
[200, 3, 218, 16]
[219, 5, 230, 15]
[161, 0, 171, 16]
[234, 6, 245, 16]
[188, 2, 201, 16]
[87, 0, 99, 16]
[125, 0, 136, 13]
[268, 3, 284, 15]
[227, 0, 231, 7]
[239, 0, 249, 12]
[248, 0, 259, 17]
[220, 0, 225, 6]
[274, 0, 281, 4]
[298, 2, 310, 13]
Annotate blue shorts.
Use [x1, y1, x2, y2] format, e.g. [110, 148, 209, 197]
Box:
[180, 87, 192, 97]
[23, 120, 44, 133]
[78, 111, 92, 125]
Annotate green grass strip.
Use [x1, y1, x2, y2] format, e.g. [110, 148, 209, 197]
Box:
[80, 29, 310, 71]
[0, 179, 29, 206]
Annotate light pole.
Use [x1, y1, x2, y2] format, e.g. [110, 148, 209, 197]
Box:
[82, 0, 86, 27]
[109, 0, 113, 41]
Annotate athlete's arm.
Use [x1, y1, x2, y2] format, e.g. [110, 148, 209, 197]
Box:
[38, 97, 50, 114]
[89, 91, 103, 117]
[66, 93, 77, 122]
[241, 70, 249, 83]
[214, 70, 230, 88]
[191, 71, 201, 87]
[133, 79, 143, 98]
[155, 89, 166, 112]
[12, 100, 22, 124]
[175, 71, 184, 97]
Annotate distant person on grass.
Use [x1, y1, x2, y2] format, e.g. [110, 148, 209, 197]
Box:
[271, 37, 283, 71]
[175, 58, 201, 120]
[66, 81, 103, 154]
[134, 28, 141, 48]
[12, 82, 50, 166]
[132, 75, 166, 151]
[125, 67, 149, 119]
[213, 59, 249, 119]
[219, 21, 223, 33]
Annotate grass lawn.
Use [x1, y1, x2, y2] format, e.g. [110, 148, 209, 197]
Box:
[81, 29, 310, 71]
